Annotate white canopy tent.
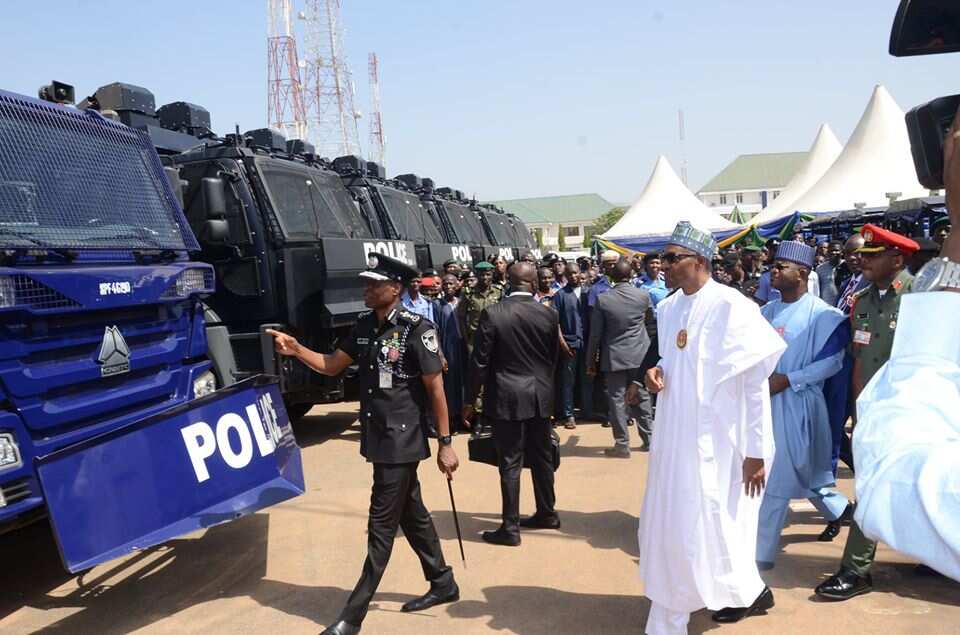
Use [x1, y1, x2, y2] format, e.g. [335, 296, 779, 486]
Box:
[602, 156, 738, 239]
[751, 124, 843, 225]
[786, 84, 929, 215]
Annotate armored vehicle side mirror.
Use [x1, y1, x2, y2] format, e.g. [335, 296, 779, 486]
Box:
[202, 218, 230, 243]
[201, 177, 229, 243]
[202, 177, 227, 219]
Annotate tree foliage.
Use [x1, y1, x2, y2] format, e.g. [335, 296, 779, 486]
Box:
[584, 206, 627, 247]
[557, 224, 566, 251]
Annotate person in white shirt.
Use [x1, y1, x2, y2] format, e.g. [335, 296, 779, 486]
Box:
[851, 106, 960, 583]
[630, 221, 786, 634]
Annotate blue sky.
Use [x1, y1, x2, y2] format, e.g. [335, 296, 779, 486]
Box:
[3, 1, 954, 203]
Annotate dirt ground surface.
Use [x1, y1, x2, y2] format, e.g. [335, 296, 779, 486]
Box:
[2, 402, 958, 634]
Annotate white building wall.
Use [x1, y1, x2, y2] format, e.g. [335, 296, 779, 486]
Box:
[527, 219, 597, 249]
[699, 188, 784, 219]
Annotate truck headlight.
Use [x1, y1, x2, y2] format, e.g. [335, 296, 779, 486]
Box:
[192, 370, 217, 399]
[175, 268, 209, 296]
[0, 433, 22, 471]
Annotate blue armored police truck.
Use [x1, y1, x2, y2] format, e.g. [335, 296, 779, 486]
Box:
[0, 84, 304, 573]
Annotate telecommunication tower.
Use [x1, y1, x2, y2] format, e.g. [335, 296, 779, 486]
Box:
[299, 0, 362, 157]
[368, 52, 385, 167]
[267, 0, 308, 141]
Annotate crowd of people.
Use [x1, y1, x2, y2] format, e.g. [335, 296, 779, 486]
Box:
[268, 207, 955, 635]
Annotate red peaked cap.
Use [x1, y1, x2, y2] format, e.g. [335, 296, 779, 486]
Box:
[856, 223, 919, 256]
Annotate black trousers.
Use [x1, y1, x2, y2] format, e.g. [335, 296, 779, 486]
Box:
[492, 418, 557, 537]
[340, 462, 453, 625]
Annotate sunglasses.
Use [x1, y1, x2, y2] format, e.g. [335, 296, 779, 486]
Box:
[661, 253, 697, 264]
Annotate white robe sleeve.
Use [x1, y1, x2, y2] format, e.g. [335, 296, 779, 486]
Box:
[854, 292, 960, 582]
[741, 362, 770, 459]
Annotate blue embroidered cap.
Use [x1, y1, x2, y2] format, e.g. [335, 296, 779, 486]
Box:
[667, 221, 717, 259]
[775, 240, 816, 268]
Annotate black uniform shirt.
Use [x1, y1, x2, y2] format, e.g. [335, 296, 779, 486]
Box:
[339, 306, 443, 464]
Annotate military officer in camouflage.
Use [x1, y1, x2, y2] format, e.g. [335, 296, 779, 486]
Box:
[266, 253, 460, 635]
[815, 224, 919, 602]
[457, 260, 503, 353]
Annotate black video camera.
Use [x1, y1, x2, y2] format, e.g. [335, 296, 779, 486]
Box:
[892, 0, 960, 189]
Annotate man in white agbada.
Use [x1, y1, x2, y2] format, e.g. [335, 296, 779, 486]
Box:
[629, 222, 786, 634]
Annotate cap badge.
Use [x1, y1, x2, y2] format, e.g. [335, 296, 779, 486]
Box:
[863, 229, 874, 242]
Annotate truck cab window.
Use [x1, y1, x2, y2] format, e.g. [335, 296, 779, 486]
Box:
[258, 161, 372, 240]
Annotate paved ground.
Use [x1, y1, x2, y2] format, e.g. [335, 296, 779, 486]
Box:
[2, 402, 958, 634]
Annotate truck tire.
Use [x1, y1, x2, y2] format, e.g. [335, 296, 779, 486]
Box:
[285, 403, 313, 422]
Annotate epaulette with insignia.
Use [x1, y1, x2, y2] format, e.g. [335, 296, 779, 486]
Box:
[398, 309, 422, 324]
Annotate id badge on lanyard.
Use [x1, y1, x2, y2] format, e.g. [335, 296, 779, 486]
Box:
[379, 370, 393, 389]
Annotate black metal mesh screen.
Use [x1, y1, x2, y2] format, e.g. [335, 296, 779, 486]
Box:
[0, 89, 197, 251]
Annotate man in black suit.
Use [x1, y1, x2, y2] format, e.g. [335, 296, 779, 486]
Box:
[464, 261, 560, 546]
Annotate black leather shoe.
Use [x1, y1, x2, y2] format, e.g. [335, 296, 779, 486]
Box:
[401, 582, 460, 612]
[482, 528, 521, 546]
[321, 620, 361, 635]
[818, 520, 841, 541]
[601, 421, 611, 428]
[712, 586, 774, 623]
[519, 514, 561, 530]
[815, 569, 873, 601]
[818, 502, 854, 541]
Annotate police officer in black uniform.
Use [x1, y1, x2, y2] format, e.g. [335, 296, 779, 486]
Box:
[266, 253, 460, 635]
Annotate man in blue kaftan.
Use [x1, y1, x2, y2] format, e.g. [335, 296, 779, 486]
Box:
[756, 241, 852, 569]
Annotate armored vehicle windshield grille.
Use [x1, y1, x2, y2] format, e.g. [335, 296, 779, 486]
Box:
[0, 90, 197, 251]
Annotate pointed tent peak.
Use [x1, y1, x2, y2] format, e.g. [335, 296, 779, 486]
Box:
[811, 123, 842, 151]
[751, 122, 845, 225]
[646, 154, 683, 184]
[602, 155, 737, 239]
[786, 83, 927, 214]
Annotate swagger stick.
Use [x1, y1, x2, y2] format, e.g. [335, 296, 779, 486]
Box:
[446, 476, 467, 568]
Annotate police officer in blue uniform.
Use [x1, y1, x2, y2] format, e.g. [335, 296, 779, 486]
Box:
[266, 253, 460, 635]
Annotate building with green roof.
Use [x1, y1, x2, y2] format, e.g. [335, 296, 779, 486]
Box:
[697, 152, 807, 220]
[485, 193, 615, 250]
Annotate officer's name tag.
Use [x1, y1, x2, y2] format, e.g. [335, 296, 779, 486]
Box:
[379, 370, 393, 389]
[853, 330, 872, 345]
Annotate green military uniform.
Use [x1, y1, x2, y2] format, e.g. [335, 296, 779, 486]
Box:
[841, 267, 913, 576]
[457, 285, 502, 352]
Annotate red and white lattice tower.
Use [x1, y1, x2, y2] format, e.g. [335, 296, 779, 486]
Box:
[267, 0, 308, 141]
[299, 0, 362, 158]
[367, 52, 385, 167]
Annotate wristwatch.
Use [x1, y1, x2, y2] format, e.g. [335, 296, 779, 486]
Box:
[913, 257, 960, 293]
[438, 435, 453, 446]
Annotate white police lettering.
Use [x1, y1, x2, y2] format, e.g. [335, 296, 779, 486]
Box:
[181, 394, 287, 483]
[362, 241, 415, 265]
[529, 249, 543, 260]
[99, 281, 132, 296]
[498, 247, 515, 262]
[451, 245, 470, 262]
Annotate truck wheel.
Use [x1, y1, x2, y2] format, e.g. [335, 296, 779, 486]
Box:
[285, 403, 313, 421]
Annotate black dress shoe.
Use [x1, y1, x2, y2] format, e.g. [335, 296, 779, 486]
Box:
[818, 502, 854, 541]
[401, 582, 460, 612]
[320, 620, 361, 635]
[482, 528, 521, 546]
[818, 520, 841, 541]
[712, 586, 774, 623]
[814, 569, 873, 601]
[519, 514, 561, 530]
